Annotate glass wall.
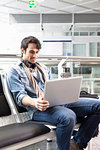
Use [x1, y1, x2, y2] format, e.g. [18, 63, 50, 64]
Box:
[89, 43, 97, 57]
[97, 43, 100, 57]
[0, 22, 100, 58]
[73, 44, 86, 56]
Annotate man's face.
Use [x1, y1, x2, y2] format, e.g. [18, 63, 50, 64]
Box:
[22, 43, 39, 64]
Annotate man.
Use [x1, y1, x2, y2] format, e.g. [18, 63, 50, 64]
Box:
[7, 36, 100, 150]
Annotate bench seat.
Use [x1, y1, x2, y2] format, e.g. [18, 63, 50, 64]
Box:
[0, 122, 50, 148]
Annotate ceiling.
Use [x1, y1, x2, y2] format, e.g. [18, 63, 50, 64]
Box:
[0, 0, 100, 16]
[0, 0, 100, 31]
[0, 0, 100, 15]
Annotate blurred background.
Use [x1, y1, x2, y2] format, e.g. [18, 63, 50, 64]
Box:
[0, 0, 100, 95]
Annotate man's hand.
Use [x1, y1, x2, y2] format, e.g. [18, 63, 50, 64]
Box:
[22, 95, 50, 111]
[34, 97, 50, 111]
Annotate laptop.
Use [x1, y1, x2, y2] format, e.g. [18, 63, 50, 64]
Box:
[44, 76, 82, 107]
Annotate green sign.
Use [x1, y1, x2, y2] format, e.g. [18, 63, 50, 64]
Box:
[29, 0, 37, 8]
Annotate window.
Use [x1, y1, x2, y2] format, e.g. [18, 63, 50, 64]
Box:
[89, 43, 97, 57]
[74, 32, 79, 36]
[97, 43, 100, 57]
[97, 32, 100, 36]
[89, 32, 96, 36]
[73, 44, 86, 56]
[80, 32, 88, 36]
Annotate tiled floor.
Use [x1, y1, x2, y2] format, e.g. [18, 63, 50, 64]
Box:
[92, 132, 100, 150]
[19, 139, 57, 150]
[19, 132, 100, 150]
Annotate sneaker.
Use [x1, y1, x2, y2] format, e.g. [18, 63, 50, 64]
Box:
[71, 140, 84, 150]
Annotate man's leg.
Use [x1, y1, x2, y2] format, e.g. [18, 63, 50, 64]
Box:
[66, 98, 100, 148]
[33, 105, 76, 150]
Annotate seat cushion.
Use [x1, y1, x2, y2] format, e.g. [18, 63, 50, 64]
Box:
[0, 95, 11, 117]
[0, 122, 50, 148]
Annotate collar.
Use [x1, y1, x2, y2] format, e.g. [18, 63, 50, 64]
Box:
[22, 60, 37, 69]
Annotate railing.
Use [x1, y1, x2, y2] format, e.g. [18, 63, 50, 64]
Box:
[0, 54, 100, 95]
[39, 56, 100, 95]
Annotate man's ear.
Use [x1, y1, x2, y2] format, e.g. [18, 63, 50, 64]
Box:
[21, 48, 25, 54]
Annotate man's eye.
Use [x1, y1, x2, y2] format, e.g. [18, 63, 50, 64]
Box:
[29, 50, 35, 54]
[29, 50, 39, 54]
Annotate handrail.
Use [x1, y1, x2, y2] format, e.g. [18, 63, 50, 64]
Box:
[39, 55, 100, 61]
[0, 54, 100, 62]
[39, 56, 100, 63]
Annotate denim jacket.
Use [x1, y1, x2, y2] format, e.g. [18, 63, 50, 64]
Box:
[7, 61, 52, 118]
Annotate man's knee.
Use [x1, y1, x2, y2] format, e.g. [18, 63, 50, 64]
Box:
[58, 109, 76, 128]
[67, 112, 76, 128]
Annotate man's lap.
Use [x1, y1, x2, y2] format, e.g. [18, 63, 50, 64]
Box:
[32, 98, 100, 124]
[33, 105, 76, 125]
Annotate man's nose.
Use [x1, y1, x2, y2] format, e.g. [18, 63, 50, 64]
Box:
[33, 52, 38, 56]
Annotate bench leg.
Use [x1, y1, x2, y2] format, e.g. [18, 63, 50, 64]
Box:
[47, 138, 53, 142]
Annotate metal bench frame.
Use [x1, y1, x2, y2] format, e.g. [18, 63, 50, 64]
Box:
[1, 72, 93, 150]
[0, 72, 56, 150]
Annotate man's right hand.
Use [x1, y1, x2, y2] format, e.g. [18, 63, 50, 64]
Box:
[34, 97, 50, 111]
[22, 95, 50, 111]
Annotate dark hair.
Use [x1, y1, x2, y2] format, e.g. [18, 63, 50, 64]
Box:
[21, 36, 41, 51]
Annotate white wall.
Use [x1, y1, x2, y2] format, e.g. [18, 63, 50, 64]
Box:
[0, 22, 100, 55]
[40, 41, 63, 55]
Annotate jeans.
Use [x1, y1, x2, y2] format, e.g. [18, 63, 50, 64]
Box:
[33, 98, 100, 150]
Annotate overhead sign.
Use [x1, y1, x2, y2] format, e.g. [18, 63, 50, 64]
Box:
[29, 0, 37, 8]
